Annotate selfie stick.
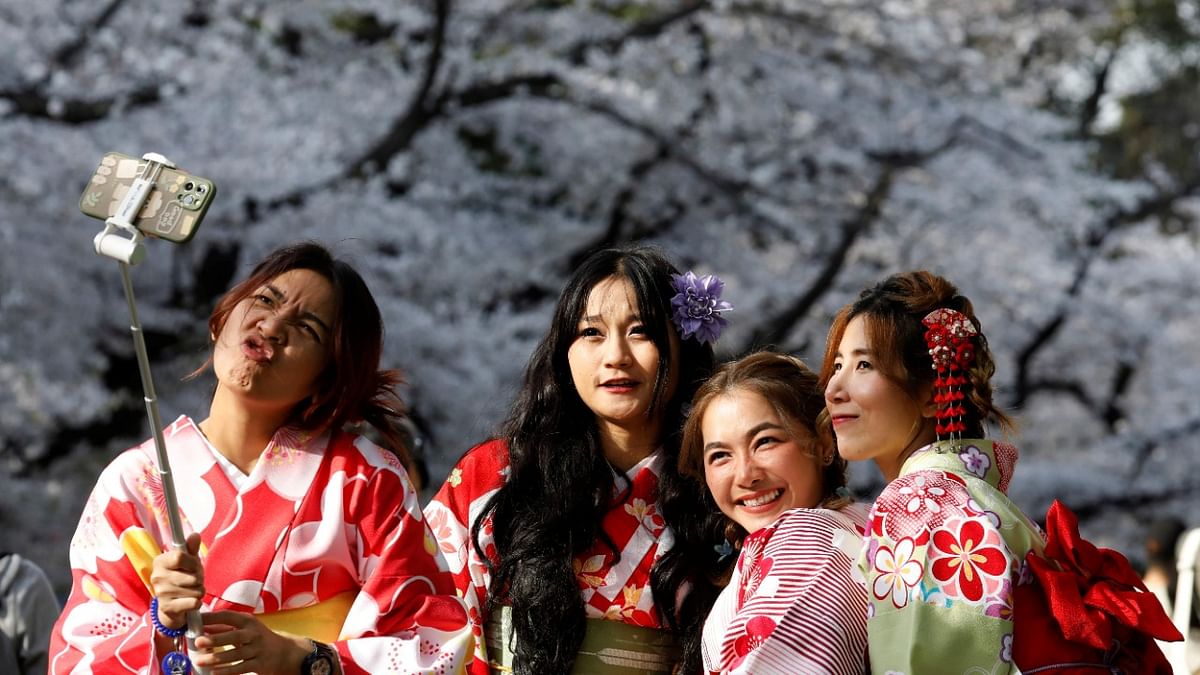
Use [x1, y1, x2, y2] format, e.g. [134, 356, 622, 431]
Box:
[93, 152, 210, 675]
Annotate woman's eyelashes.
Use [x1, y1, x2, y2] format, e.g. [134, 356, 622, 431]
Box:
[705, 449, 730, 466]
[577, 323, 647, 339]
[251, 292, 322, 343]
[753, 435, 781, 450]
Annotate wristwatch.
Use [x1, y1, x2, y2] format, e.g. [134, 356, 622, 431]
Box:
[300, 639, 336, 675]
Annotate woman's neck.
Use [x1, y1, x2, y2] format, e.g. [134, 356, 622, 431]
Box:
[877, 425, 938, 482]
[200, 389, 292, 474]
[597, 418, 662, 473]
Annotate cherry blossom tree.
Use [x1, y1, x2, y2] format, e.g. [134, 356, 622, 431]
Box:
[1, 0, 1196, 591]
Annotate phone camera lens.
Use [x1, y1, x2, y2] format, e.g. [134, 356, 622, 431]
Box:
[182, 195, 196, 206]
[196, 184, 207, 194]
[184, 182, 195, 191]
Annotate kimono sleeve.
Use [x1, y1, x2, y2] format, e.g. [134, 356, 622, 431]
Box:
[422, 440, 508, 675]
[709, 509, 868, 675]
[333, 445, 476, 675]
[863, 487, 1020, 674]
[48, 449, 169, 674]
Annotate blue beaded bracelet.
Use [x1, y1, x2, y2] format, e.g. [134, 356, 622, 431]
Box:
[149, 597, 187, 638]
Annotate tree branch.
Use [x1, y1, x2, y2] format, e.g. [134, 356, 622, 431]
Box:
[1010, 178, 1200, 408]
[343, 0, 451, 179]
[744, 117, 986, 350]
[51, 0, 128, 69]
[0, 83, 160, 124]
[566, 0, 710, 64]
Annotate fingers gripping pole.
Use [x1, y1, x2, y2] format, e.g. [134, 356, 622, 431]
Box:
[96, 153, 210, 674]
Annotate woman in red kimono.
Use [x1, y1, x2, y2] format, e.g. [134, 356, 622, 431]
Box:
[679, 351, 869, 675]
[50, 242, 474, 674]
[424, 246, 730, 674]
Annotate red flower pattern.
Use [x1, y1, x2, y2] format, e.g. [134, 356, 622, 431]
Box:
[929, 517, 1008, 602]
[732, 615, 777, 658]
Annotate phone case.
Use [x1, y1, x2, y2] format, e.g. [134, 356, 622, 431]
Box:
[79, 152, 216, 243]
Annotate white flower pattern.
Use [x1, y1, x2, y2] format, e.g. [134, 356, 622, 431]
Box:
[897, 475, 945, 515]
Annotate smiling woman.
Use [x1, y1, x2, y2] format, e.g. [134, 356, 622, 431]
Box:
[679, 351, 869, 675]
[49, 242, 475, 675]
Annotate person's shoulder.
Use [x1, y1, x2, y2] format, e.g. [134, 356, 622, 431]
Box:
[773, 505, 866, 540]
[880, 466, 971, 501]
[330, 431, 417, 481]
[0, 553, 53, 597]
[451, 438, 511, 474]
[90, 434, 162, 489]
[105, 415, 202, 475]
[427, 439, 511, 498]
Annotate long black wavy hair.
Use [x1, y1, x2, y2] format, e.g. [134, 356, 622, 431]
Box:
[472, 245, 725, 674]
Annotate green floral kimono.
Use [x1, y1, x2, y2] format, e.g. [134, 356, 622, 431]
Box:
[861, 440, 1044, 674]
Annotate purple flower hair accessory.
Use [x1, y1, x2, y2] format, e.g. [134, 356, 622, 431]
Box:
[669, 271, 732, 344]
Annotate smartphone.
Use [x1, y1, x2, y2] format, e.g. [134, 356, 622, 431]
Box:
[79, 151, 216, 243]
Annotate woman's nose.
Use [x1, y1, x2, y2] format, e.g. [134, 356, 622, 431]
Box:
[603, 336, 633, 368]
[259, 314, 287, 343]
[734, 454, 762, 486]
[825, 371, 846, 404]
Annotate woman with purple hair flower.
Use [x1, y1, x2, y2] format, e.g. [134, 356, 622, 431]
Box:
[424, 245, 733, 674]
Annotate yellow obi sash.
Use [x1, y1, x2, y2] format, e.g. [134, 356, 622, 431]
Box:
[485, 607, 680, 674]
[255, 591, 356, 643]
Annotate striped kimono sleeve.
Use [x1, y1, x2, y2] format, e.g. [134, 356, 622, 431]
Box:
[702, 505, 869, 675]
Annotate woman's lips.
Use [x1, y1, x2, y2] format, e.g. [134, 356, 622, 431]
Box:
[737, 488, 784, 511]
[600, 379, 639, 393]
[241, 336, 272, 363]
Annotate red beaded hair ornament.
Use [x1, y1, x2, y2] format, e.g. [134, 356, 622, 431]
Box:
[922, 308, 976, 444]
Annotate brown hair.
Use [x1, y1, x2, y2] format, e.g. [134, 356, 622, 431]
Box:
[195, 242, 411, 465]
[680, 351, 850, 546]
[817, 270, 1013, 438]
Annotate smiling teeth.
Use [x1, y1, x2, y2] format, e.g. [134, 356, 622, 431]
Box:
[742, 489, 782, 508]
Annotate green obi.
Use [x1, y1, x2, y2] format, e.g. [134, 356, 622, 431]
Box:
[485, 607, 680, 674]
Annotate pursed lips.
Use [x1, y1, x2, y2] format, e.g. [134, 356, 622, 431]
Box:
[241, 335, 273, 363]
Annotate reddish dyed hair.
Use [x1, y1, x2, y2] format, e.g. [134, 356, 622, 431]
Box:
[817, 270, 1013, 438]
[199, 241, 409, 462]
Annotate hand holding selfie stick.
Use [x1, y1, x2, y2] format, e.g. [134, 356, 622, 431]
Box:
[93, 152, 211, 675]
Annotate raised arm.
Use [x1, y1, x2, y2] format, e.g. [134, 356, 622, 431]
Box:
[49, 451, 172, 674]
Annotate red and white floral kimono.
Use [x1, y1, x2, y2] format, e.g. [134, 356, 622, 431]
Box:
[50, 415, 475, 674]
[423, 439, 676, 673]
[701, 503, 870, 675]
